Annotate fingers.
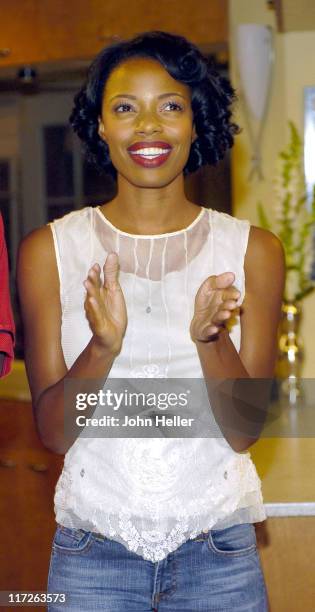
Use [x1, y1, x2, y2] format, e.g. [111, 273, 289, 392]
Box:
[192, 272, 241, 342]
[83, 266, 107, 332]
[103, 252, 120, 289]
[221, 299, 240, 310]
[204, 273, 240, 297]
[212, 309, 232, 325]
[206, 272, 235, 292]
[87, 263, 101, 283]
[83, 263, 102, 296]
[222, 283, 241, 299]
[83, 295, 99, 323]
[83, 253, 120, 294]
[212, 294, 240, 324]
[202, 299, 239, 332]
[198, 296, 239, 337]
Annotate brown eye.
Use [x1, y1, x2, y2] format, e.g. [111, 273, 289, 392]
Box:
[162, 101, 183, 111]
[114, 103, 135, 113]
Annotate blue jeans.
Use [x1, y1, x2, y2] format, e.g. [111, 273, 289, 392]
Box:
[47, 522, 269, 611]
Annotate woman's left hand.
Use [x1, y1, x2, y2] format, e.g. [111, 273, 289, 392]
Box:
[190, 272, 241, 342]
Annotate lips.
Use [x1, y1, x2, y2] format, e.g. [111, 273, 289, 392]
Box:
[127, 141, 172, 168]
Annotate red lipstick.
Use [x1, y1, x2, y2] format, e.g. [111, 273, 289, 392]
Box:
[127, 141, 172, 168]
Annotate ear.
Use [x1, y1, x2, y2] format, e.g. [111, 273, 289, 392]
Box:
[98, 118, 107, 141]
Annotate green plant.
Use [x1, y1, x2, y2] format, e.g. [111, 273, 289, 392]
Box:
[257, 121, 315, 301]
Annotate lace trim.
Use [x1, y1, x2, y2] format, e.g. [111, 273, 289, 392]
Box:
[55, 454, 264, 562]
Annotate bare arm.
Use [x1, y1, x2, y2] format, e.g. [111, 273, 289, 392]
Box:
[191, 226, 285, 452]
[17, 226, 127, 454]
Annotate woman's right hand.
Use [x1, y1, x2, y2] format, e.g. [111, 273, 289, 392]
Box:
[83, 252, 127, 355]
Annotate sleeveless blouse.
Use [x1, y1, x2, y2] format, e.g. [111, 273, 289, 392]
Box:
[49, 205, 266, 562]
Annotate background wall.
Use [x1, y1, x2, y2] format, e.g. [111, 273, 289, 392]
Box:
[229, 0, 315, 377]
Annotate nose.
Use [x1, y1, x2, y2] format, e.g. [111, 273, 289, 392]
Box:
[135, 109, 162, 135]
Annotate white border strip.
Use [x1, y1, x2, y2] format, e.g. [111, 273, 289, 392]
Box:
[265, 502, 315, 517]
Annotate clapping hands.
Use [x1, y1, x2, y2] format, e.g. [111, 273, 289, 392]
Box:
[83, 253, 127, 355]
[190, 272, 241, 342]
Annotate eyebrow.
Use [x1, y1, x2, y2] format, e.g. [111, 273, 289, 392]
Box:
[109, 92, 187, 102]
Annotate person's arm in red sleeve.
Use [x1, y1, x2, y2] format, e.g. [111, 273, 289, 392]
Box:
[0, 213, 15, 377]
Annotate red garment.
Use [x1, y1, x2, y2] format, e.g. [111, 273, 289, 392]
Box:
[0, 213, 15, 376]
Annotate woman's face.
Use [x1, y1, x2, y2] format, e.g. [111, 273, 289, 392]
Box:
[98, 57, 196, 189]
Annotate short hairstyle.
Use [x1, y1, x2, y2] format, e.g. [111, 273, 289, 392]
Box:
[70, 30, 239, 179]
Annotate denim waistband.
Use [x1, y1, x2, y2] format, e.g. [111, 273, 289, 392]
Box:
[90, 529, 210, 542]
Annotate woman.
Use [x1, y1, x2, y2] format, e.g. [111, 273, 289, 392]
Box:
[17, 31, 285, 611]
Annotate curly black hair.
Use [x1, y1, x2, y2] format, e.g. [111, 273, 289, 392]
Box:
[70, 30, 240, 179]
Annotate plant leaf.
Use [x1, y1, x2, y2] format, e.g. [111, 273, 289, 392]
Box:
[257, 202, 271, 230]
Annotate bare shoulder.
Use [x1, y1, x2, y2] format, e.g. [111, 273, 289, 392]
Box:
[18, 224, 55, 262]
[17, 224, 58, 289]
[244, 225, 285, 288]
[17, 223, 60, 322]
[246, 225, 285, 261]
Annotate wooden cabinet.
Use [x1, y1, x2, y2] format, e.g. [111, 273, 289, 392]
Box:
[0, 0, 41, 66]
[256, 517, 315, 611]
[0, 0, 227, 67]
[0, 399, 63, 609]
[251, 435, 315, 610]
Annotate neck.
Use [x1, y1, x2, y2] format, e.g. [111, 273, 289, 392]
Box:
[101, 174, 200, 235]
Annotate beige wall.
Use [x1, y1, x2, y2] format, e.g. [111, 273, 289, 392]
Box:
[229, 0, 315, 377]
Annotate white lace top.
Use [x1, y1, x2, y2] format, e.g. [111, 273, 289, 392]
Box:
[50, 205, 266, 562]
